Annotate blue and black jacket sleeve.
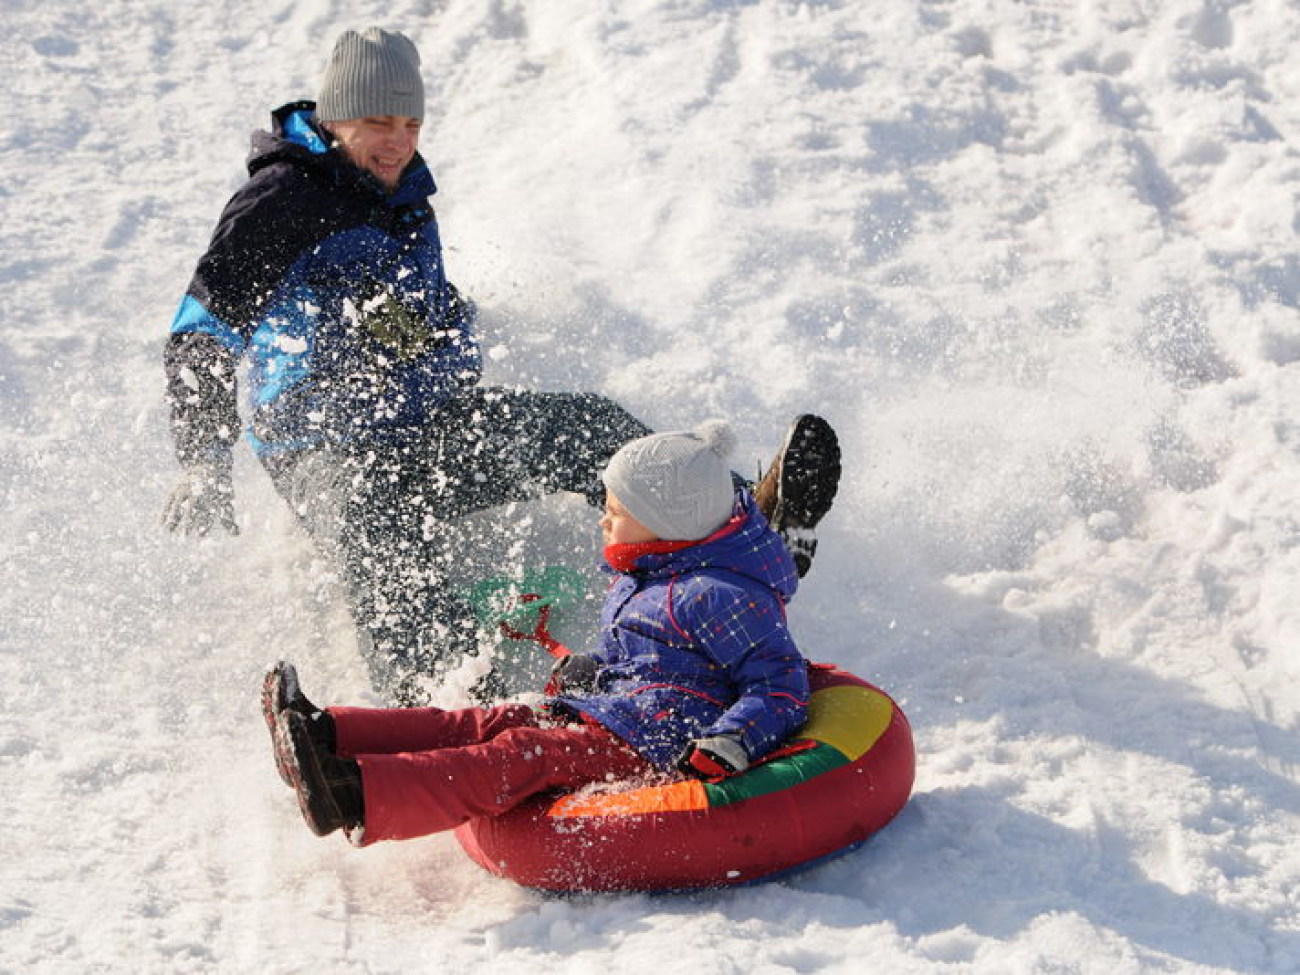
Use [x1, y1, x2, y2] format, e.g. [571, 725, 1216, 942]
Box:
[163, 166, 320, 466]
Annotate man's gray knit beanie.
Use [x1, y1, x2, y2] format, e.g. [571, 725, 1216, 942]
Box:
[316, 28, 425, 122]
[602, 421, 738, 542]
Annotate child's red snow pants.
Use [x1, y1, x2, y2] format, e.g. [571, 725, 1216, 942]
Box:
[328, 702, 651, 844]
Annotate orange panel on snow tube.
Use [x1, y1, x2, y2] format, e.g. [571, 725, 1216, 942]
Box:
[453, 665, 915, 892]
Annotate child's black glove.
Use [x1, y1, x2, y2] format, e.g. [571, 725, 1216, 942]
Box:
[677, 734, 750, 779]
[546, 653, 601, 696]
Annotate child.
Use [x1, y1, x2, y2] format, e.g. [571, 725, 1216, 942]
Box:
[264, 420, 816, 844]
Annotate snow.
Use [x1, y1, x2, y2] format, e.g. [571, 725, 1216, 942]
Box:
[3, 0, 1299, 972]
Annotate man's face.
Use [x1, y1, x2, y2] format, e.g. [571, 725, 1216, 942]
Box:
[326, 115, 421, 191]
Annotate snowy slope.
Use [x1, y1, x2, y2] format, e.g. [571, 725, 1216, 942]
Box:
[3, 0, 1299, 972]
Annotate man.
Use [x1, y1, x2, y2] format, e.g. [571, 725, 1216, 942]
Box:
[162, 28, 840, 704]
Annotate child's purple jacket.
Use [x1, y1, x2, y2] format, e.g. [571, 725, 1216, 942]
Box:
[551, 491, 811, 770]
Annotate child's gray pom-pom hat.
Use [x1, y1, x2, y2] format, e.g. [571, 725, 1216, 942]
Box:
[602, 420, 738, 541]
[316, 28, 425, 123]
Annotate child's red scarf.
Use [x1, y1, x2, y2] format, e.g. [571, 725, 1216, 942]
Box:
[602, 513, 746, 573]
[602, 538, 696, 574]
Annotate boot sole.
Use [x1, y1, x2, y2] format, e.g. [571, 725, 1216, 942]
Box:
[262, 662, 299, 788]
[771, 414, 842, 531]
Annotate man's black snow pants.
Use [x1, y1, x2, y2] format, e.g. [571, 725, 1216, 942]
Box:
[262, 386, 651, 703]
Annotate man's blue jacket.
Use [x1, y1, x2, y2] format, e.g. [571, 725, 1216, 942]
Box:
[165, 101, 481, 464]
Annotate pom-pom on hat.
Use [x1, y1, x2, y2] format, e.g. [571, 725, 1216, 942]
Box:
[317, 28, 425, 123]
[602, 420, 738, 541]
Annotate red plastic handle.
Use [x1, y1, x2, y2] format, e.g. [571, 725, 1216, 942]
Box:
[498, 594, 571, 658]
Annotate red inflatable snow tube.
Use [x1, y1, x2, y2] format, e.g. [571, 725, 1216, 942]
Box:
[454, 665, 915, 892]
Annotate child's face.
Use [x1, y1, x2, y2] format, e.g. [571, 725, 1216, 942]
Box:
[600, 492, 659, 547]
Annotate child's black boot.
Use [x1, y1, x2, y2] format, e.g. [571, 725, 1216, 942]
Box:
[262, 661, 335, 787]
[755, 414, 842, 577]
[277, 710, 364, 837]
